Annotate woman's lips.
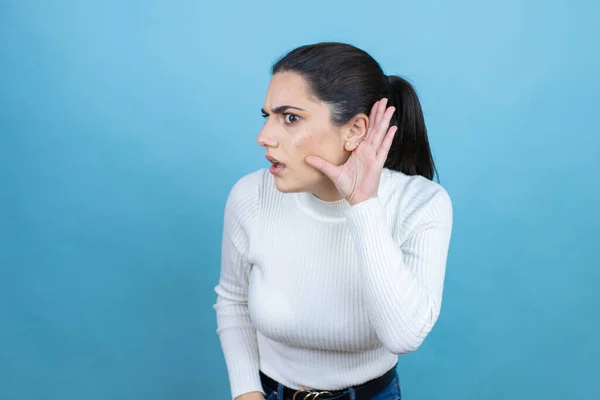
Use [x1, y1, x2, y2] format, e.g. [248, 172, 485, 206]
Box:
[269, 163, 286, 175]
[266, 154, 286, 175]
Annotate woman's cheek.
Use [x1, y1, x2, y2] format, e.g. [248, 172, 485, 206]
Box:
[293, 129, 314, 151]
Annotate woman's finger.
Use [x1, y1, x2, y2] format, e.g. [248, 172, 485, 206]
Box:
[372, 106, 396, 150]
[305, 155, 341, 182]
[377, 125, 398, 164]
[364, 100, 379, 142]
[367, 98, 387, 145]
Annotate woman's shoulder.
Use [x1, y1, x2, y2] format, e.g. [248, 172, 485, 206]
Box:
[383, 168, 449, 197]
[229, 167, 268, 192]
[223, 168, 272, 231]
[225, 168, 275, 211]
[381, 168, 452, 222]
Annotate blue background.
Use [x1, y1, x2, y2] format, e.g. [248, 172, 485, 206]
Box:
[1, 1, 599, 399]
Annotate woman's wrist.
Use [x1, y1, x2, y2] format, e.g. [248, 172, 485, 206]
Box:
[235, 391, 264, 400]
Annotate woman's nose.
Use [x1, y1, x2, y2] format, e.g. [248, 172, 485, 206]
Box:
[257, 129, 278, 148]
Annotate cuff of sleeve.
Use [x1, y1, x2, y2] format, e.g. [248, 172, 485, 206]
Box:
[219, 330, 263, 399]
[229, 374, 263, 400]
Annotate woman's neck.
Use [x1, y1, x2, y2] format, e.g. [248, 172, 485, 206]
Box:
[308, 179, 344, 203]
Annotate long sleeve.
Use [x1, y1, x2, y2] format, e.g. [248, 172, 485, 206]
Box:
[213, 173, 262, 399]
[344, 188, 453, 354]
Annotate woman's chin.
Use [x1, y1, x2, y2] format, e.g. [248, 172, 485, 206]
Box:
[274, 180, 297, 193]
[273, 177, 305, 194]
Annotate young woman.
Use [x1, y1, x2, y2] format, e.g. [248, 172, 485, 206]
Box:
[214, 42, 453, 400]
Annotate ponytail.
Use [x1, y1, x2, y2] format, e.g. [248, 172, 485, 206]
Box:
[385, 75, 437, 181]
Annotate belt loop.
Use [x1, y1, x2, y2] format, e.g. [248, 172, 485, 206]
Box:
[277, 382, 284, 399]
[347, 387, 356, 400]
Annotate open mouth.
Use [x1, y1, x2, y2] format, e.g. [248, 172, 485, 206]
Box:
[266, 155, 286, 174]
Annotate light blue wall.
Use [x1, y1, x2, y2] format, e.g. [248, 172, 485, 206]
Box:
[1, 1, 598, 399]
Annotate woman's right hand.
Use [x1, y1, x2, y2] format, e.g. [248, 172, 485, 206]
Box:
[235, 391, 264, 400]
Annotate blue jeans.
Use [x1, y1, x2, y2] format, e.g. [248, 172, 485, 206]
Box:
[261, 371, 401, 400]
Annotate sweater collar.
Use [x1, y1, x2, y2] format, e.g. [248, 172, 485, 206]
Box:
[294, 169, 391, 221]
[295, 191, 350, 221]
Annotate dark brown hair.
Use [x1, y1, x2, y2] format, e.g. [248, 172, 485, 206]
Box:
[272, 42, 437, 180]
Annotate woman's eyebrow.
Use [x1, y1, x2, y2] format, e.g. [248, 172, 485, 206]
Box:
[261, 105, 307, 115]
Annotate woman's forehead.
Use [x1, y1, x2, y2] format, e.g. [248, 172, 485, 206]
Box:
[264, 72, 322, 109]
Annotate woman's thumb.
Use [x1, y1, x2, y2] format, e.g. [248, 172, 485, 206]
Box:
[305, 155, 339, 180]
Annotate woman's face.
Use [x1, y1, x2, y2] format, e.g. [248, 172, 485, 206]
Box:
[257, 72, 361, 198]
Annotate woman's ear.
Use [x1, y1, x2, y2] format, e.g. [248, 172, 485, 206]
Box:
[343, 113, 369, 148]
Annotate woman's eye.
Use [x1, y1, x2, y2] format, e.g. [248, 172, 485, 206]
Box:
[284, 113, 300, 124]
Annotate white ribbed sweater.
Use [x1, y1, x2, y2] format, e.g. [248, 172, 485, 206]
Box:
[214, 168, 453, 399]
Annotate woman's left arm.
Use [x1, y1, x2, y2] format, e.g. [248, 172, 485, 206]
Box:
[345, 190, 453, 354]
[305, 98, 453, 354]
